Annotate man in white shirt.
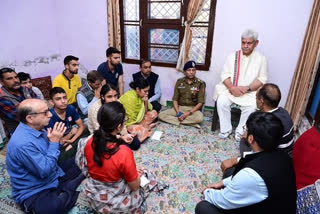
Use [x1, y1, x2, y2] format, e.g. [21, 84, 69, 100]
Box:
[195, 112, 296, 214]
[213, 29, 268, 141]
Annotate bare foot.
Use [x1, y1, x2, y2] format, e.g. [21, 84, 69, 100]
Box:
[149, 123, 157, 129]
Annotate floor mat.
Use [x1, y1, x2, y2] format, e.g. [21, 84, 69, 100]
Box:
[0, 111, 240, 213]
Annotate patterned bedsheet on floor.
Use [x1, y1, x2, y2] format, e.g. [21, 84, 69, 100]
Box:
[0, 111, 240, 213]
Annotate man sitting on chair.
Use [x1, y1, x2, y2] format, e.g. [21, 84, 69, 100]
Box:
[213, 29, 268, 141]
[159, 60, 205, 128]
[220, 83, 295, 178]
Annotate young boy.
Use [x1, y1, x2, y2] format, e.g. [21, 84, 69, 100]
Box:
[47, 87, 85, 160]
[17, 72, 44, 100]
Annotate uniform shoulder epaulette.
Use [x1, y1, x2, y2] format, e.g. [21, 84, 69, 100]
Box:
[196, 78, 204, 83]
[177, 77, 185, 82]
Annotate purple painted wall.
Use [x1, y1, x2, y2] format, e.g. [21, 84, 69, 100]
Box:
[0, 0, 108, 79]
[54, 0, 108, 73]
[0, 0, 61, 78]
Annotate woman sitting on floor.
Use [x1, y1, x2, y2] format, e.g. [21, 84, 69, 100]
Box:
[88, 83, 140, 150]
[77, 102, 146, 213]
[119, 78, 157, 142]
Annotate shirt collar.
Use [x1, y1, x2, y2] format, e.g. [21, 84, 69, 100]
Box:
[106, 61, 116, 73]
[183, 77, 196, 84]
[19, 122, 45, 138]
[85, 81, 93, 91]
[62, 70, 72, 81]
[140, 71, 149, 79]
[241, 50, 256, 59]
[268, 107, 279, 113]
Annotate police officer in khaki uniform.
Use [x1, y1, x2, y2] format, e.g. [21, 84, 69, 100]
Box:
[159, 60, 206, 128]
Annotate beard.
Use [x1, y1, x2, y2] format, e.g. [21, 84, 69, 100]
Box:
[8, 82, 21, 91]
[110, 60, 119, 67]
[70, 69, 78, 74]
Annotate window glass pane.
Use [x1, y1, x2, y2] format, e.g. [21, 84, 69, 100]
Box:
[149, 29, 179, 63]
[124, 25, 140, 59]
[190, 27, 208, 64]
[194, 0, 211, 23]
[149, 29, 179, 45]
[149, 48, 178, 63]
[124, 0, 139, 21]
[148, 1, 180, 19]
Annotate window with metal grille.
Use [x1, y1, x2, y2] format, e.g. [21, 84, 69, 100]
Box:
[120, 0, 216, 70]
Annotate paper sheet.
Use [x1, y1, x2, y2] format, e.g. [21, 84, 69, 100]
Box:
[151, 131, 163, 140]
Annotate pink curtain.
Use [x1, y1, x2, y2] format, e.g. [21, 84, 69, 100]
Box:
[107, 0, 121, 50]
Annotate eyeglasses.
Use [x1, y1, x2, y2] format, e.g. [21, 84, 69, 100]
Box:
[29, 109, 50, 116]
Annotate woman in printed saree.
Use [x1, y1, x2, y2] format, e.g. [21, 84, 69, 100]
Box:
[119, 78, 157, 142]
[77, 102, 146, 213]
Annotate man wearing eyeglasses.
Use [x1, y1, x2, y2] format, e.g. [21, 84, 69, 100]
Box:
[0, 67, 38, 135]
[6, 99, 85, 214]
[213, 29, 268, 142]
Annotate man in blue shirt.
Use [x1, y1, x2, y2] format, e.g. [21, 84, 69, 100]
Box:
[196, 112, 296, 214]
[6, 99, 84, 214]
[97, 47, 124, 95]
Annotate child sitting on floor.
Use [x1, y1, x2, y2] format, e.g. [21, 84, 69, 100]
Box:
[46, 87, 85, 161]
[17, 72, 45, 100]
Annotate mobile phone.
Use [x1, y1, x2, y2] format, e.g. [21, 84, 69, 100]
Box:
[177, 111, 183, 117]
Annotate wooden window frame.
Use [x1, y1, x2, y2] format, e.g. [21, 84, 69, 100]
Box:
[119, 0, 216, 71]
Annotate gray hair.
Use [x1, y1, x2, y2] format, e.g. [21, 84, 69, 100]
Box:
[18, 106, 33, 124]
[241, 29, 258, 41]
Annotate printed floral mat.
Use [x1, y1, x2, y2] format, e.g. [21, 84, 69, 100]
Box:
[0, 111, 241, 213]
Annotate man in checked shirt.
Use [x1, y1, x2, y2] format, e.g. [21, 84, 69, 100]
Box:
[0, 67, 37, 135]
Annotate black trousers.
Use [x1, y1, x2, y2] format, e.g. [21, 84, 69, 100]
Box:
[126, 135, 141, 150]
[195, 201, 226, 214]
[21, 158, 85, 214]
[151, 101, 162, 112]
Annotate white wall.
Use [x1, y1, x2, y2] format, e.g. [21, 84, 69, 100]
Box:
[0, 0, 313, 107]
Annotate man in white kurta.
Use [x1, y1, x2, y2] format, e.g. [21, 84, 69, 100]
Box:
[213, 29, 268, 141]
